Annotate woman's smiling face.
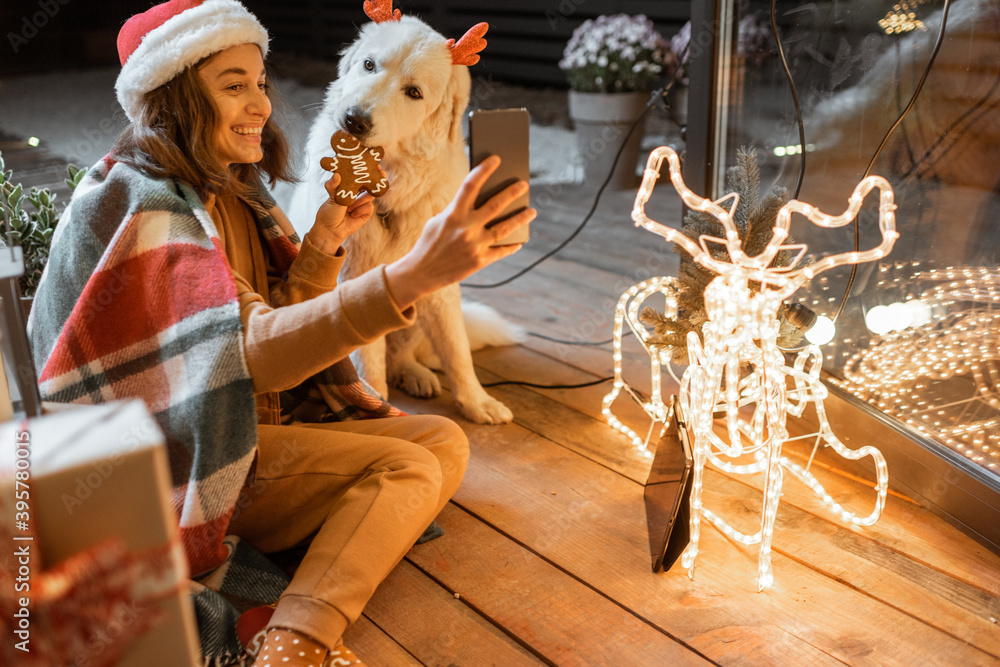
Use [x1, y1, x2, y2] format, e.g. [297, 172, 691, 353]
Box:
[196, 43, 271, 168]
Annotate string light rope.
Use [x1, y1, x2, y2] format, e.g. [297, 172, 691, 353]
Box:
[833, 266, 1000, 470]
[607, 146, 896, 590]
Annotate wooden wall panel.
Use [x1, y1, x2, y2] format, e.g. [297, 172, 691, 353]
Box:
[248, 0, 691, 86]
[1, 1, 690, 84]
[1, 0, 148, 74]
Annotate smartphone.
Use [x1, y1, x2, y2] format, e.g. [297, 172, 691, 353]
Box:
[468, 108, 530, 246]
[644, 396, 693, 573]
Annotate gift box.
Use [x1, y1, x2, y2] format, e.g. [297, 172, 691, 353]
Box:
[0, 400, 200, 666]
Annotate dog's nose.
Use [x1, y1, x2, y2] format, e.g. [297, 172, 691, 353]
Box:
[344, 108, 373, 137]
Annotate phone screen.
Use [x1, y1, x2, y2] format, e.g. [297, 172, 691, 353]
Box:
[468, 108, 530, 246]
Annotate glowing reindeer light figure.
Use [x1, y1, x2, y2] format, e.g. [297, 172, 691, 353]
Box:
[601, 275, 682, 454]
[629, 146, 897, 590]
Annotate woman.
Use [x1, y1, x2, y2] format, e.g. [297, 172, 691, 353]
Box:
[28, 1, 533, 665]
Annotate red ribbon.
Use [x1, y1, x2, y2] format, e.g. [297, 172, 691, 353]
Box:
[0, 531, 185, 667]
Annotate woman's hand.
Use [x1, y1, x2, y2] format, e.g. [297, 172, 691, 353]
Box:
[385, 155, 535, 311]
[306, 173, 377, 254]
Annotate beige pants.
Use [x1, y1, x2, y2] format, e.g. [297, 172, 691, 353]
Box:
[227, 414, 469, 649]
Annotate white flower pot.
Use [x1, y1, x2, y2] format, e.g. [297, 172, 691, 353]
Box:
[568, 90, 649, 189]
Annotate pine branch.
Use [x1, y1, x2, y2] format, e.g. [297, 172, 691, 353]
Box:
[645, 146, 797, 359]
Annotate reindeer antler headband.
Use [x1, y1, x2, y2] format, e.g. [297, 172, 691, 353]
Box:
[363, 0, 489, 66]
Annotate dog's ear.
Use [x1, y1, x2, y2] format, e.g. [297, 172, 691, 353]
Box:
[404, 62, 472, 157]
[337, 38, 364, 79]
[445, 66, 472, 144]
[423, 65, 470, 149]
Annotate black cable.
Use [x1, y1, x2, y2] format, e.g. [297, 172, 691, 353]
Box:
[481, 376, 614, 389]
[900, 64, 1000, 182]
[482, 332, 634, 388]
[461, 99, 655, 289]
[771, 0, 807, 199]
[832, 0, 952, 324]
[862, 9, 952, 182]
[529, 332, 614, 346]
[528, 329, 633, 346]
[484, 327, 642, 386]
[461, 58, 690, 292]
[893, 41, 919, 172]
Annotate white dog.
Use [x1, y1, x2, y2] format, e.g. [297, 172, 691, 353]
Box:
[288, 4, 520, 424]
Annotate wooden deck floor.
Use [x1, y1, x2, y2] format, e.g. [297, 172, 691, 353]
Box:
[343, 182, 1000, 666]
[4, 137, 1000, 666]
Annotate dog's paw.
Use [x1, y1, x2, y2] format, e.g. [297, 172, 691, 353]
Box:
[457, 394, 513, 425]
[393, 361, 442, 398]
[418, 352, 442, 371]
[413, 337, 442, 371]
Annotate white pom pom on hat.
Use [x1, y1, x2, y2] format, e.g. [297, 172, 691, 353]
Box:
[115, 0, 269, 121]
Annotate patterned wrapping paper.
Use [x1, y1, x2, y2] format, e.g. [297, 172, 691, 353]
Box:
[0, 401, 200, 666]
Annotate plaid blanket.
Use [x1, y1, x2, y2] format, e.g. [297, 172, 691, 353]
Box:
[191, 536, 290, 666]
[28, 156, 402, 579]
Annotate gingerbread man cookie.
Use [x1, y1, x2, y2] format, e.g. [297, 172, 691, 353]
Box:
[319, 130, 390, 205]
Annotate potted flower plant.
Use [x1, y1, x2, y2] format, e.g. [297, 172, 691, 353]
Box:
[667, 21, 692, 126]
[559, 14, 670, 188]
[668, 15, 774, 126]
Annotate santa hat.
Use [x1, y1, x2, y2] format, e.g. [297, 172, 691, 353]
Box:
[115, 0, 269, 121]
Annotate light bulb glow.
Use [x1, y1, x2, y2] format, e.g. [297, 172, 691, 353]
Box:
[886, 302, 913, 331]
[805, 316, 836, 346]
[866, 305, 894, 335]
[831, 265, 1000, 470]
[602, 276, 680, 457]
[618, 146, 896, 591]
[906, 298, 933, 327]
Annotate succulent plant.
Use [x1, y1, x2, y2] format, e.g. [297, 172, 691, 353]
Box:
[0, 150, 84, 296]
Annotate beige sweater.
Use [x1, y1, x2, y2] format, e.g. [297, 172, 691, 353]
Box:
[203, 192, 414, 423]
